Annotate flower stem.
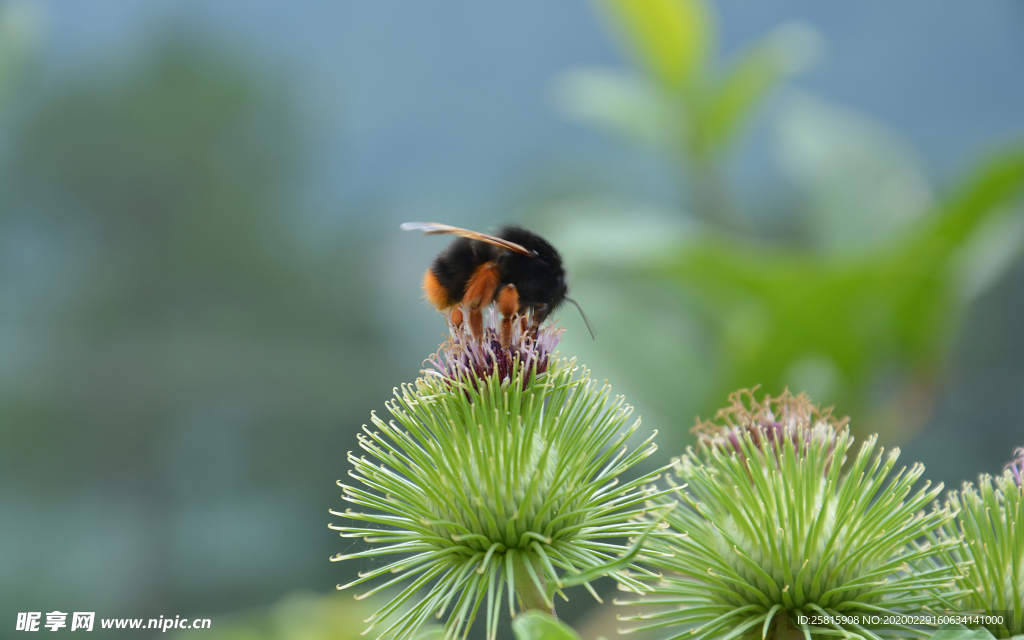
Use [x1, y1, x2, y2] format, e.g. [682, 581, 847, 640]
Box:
[512, 553, 555, 618]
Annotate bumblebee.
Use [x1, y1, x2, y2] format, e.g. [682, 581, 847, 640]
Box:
[401, 222, 593, 347]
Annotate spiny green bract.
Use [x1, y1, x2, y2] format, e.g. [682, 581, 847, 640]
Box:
[620, 390, 961, 640]
[331, 351, 670, 640]
[933, 449, 1024, 638]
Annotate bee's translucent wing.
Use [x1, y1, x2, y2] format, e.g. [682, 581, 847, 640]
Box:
[400, 222, 533, 256]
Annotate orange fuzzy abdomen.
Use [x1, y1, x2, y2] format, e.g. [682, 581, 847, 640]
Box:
[423, 269, 458, 310]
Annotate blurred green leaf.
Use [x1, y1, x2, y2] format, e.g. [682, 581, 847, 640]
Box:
[553, 68, 671, 149]
[578, 1, 816, 228]
[572, 0, 1023, 454]
[661, 148, 1024, 430]
[592, 0, 712, 88]
[548, 199, 691, 269]
[775, 92, 933, 250]
[706, 23, 821, 149]
[556, 148, 1024, 437]
[950, 204, 1024, 303]
[512, 611, 581, 640]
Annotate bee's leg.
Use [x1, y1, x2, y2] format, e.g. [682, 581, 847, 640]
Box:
[462, 262, 499, 339]
[527, 303, 549, 339]
[465, 309, 482, 340]
[496, 284, 519, 349]
[449, 306, 464, 329]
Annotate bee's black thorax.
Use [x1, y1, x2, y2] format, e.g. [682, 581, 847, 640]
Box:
[496, 226, 567, 313]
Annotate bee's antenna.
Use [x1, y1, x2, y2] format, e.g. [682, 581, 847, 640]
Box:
[565, 296, 597, 340]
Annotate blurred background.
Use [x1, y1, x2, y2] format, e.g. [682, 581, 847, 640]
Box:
[1, 0, 1022, 638]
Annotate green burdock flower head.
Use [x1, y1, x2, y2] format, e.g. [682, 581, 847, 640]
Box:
[621, 389, 960, 640]
[330, 313, 672, 640]
[933, 446, 1024, 638]
[691, 388, 844, 472]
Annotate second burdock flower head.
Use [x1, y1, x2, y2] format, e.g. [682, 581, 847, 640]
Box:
[1008, 447, 1024, 487]
[933, 445, 1024, 638]
[331, 312, 673, 640]
[623, 389, 961, 640]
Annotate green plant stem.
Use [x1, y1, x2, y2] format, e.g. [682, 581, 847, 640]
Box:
[512, 553, 555, 618]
